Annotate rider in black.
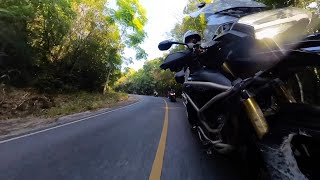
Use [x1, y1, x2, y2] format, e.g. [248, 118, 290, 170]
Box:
[167, 86, 172, 98]
[183, 30, 231, 86]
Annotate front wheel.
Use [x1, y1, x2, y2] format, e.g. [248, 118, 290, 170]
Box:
[170, 96, 176, 102]
[237, 140, 270, 180]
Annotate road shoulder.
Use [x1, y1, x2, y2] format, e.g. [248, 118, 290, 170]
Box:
[0, 95, 141, 140]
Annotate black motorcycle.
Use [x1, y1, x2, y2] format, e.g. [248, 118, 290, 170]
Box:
[168, 90, 176, 102]
[159, 2, 320, 180]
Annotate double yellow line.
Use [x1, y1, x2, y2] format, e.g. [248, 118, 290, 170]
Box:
[149, 100, 169, 180]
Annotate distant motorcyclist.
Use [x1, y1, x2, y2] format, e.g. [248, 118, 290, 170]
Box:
[153, 90, 158, 97]
[167, 88, 176, 102]
[167, 86, 172, 98]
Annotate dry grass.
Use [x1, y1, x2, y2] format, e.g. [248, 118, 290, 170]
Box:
[40, 91, 128, 118]
[0, 85, 128, 120]
[0, 86, 130, 137]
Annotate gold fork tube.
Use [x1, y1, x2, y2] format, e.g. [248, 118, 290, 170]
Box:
[243, 97, 269, 139]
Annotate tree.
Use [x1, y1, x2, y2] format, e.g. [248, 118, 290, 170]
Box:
[0, 1, 39, 86]
[115, 58, 182, 96]
[113, 0, 148, 60]
[168, 0, 212, 54]
[0, 0, 148, 92]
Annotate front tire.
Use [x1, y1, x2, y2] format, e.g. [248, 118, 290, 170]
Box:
[238, 140, 270, 180]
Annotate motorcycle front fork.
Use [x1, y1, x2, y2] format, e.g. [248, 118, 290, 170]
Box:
[241, 85, 297, 139]
[242, 92, 269, 139]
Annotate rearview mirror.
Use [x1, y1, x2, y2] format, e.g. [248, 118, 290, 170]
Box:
[158, 40, 174, 51]
[198, 2, 206, 8]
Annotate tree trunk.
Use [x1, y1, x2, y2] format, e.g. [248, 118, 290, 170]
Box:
[103, 67, 112, 94]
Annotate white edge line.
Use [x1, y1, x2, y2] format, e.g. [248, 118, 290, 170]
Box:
[0, 100, 142, 144]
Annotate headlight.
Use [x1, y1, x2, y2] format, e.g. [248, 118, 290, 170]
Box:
[255, 27, 281, 40]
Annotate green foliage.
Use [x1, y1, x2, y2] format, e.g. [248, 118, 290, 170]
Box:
[115, 58, 181, 96]
[0, 0, 148, 92]
[168, 0, 211, 53]
[170, 15, 207, 43]
[114, 0, 148, 60]
[134, 46, 148, 60]
[0, 1, 35, 86]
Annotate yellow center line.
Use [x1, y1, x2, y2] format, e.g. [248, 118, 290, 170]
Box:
[149, 100, 169, 180]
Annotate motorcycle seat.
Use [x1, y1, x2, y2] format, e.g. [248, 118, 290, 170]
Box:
[190, 69, 231, 86]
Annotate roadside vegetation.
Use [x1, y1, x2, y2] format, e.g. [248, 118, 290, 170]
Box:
[115, 59, 181, 96]
[0, 85, 128, 120]
[0, 85, 130, 137]
[42, 91, 128, 118]
[0, 0, 147, 121]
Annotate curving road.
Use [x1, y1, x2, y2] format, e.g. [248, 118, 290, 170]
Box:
[0, 96, 243, 180]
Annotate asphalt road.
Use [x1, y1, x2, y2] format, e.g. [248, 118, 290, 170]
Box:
[0, 96, 243, 180]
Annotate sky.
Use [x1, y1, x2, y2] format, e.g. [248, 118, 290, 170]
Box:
[109, 0, 188, 71]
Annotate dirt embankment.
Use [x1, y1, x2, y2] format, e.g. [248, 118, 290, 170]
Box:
[0, 85, 55, 120]
[0, 85, 138, 138]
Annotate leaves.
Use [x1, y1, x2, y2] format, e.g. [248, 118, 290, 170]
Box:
[0, 0, 148, 92]
[115, 58, 181, 96]
[169, 0, 210, 47]
[114, 0, 148, 60]
[134, 46, 148, 60]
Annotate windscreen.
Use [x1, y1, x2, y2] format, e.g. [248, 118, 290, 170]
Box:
[191, 0, 266, 42]
[238, 7, 312, 43]
[204, 14, 238, 41]
[190, 0, 266, 18]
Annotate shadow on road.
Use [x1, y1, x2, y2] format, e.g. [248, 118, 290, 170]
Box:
[162, 98, 245, 180]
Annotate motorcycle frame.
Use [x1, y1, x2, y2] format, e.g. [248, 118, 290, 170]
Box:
[182, 75, 269, 140]
[182, 76, 236, 150]
[183, 81, 232, 113]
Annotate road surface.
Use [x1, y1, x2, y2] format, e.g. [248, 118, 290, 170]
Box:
[0, 96, 243, 180]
